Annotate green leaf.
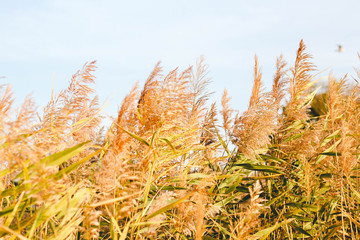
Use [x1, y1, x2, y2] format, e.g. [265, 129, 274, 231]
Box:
[4, 192, 24, 227]
[160, 137, 176, 153]
[24, 183, 86, 238]
[0, 207, 15, 218]
[283, 132, 305, 143]
[1, 184, 26, 198]
[28, 205, 46, 238]
[315, 139, 342, 164]
[0, 199, 35, 218]
[213, 192, 242, 208]
[14, 141, 90, 182]
[40, 141, 90, 166]
[52, 148, 102, 180]
[119, 221, 131, 240]
[47, 212, 83, 240]
[320, 130, 340, 147]
[289, 223, 312, 237]
[225, 176, 244, 194]
[235, 163, 283, 174]
[319, 152, 341, 156]
[144, 193, 192, 220]
[186, 173, 209, 180]
[323, 224, 341, 240]
[265, 191, 289, 207]
[212, 123, 231, 156]
[115, 124, 150, 147]
[259, 154, 286, 164]
[0, 168, 11, 178]
[150, 185, 187, 191]
[255, 218, 295, 240]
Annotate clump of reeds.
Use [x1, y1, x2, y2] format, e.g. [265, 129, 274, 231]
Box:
[2, 40, 360, 239]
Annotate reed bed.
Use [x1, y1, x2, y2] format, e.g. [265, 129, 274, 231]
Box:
[1, 40, 360, 239]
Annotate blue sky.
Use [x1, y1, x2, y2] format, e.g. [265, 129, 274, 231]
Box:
[1, 0, 360, 118]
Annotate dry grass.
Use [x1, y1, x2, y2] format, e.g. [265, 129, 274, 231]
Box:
[1, 40, 360, 239]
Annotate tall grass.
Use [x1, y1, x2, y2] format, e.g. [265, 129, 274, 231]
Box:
[1, 40, 360, 239]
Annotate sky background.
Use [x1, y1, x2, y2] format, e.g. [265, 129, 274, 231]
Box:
[1, 0, 360, 120]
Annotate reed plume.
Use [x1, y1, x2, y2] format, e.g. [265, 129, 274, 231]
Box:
[284, 39, 316, 122]
[232, 55, 278, 159]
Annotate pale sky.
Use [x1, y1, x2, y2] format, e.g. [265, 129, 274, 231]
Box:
[1, 0, 360, 118]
